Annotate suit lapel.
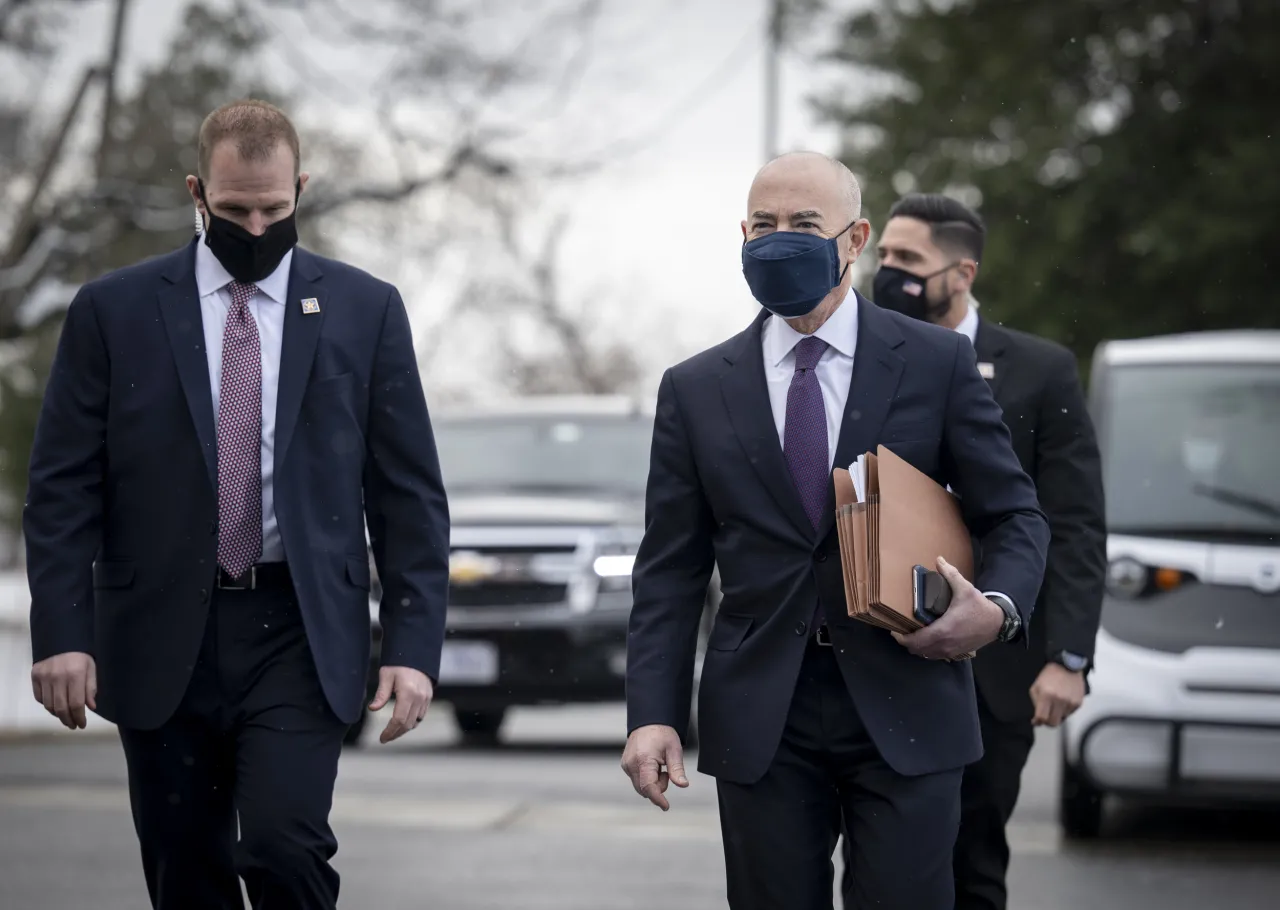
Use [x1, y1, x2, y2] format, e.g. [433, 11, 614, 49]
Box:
[273, 248, 327, 477]
[816, 294, 905, 543]
[972, 317, 1009, 402]
[159, 238, 217, 487]
[720, 309, 815, 541]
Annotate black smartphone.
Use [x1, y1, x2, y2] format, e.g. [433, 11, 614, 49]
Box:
[912, 564, 953, 626]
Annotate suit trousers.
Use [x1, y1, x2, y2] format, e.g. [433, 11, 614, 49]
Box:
[716, 636, 963, 910]
[838, 684, 1036, 910]
[952, 691, 1037, 910]
[116, 571, 348, 910]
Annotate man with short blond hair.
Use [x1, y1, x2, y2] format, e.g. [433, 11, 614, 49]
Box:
[620, 152, 1049, 909]
[25, 98, 450, 909]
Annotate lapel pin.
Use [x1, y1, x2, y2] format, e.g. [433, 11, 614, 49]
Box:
[977, 361, 995, 379]
[300, 297, 320, 314]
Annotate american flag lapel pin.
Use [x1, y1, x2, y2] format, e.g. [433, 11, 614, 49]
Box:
[300, 297, 320, 314]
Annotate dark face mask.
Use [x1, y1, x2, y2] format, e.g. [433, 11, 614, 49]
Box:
[872, 264, 955, 322]
[197, 179, 300, 283]
[741, 220, 856, 319]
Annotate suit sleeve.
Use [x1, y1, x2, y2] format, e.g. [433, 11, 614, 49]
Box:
[626, 368, 717, 741]
[23, 286, 109, 662]
[1033, 348, 1108, 660]
[363, 286, 450, 682]
[941, 335, 1050, 631]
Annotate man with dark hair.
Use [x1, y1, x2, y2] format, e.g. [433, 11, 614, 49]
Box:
[25, 98, 450, 909]
[837, 192, 1107, 910]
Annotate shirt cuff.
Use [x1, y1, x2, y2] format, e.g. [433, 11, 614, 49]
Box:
[981, 591, 1015, 610]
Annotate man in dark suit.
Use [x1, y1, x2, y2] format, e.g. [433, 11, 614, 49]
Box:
[856, 193, 1107, 910]
[620, 152, 1050, 910]
[24, 99, 450, 910]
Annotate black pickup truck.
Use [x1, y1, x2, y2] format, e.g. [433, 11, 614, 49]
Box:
[348, 395, 720, 746]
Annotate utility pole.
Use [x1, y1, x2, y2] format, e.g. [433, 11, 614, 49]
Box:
[763, 0, 783, 162]
[96, 0, 132, 180]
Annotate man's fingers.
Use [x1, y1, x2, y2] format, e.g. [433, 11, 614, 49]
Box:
[935, 555, 966, 588]
[51, 678, 72, 728]
[381, 688, 416, 743]
[369, 672, 394, 712]
[667, 751, 689, 788]
[86, 661, 98, 711]
[68, 676, 88, 729]
[640, 776, 670, 811]
[629, 755, 672, 809]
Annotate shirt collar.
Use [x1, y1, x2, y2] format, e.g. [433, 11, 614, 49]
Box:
[764, 286, 859, 368]
[194, 233, 293, 306]
[954, 294, 980, 343]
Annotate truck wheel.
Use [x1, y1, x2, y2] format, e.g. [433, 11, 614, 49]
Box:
[456, 707, 507, 745]
[1059, 745, 1105, 839]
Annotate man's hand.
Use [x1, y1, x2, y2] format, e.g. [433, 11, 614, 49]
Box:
[1030, 662, 1086, 727]
[621, 724, 688, 811]
[893, 556, 1005, 660]
[369, 666, 434, 744]
[31, 652, 97, 730]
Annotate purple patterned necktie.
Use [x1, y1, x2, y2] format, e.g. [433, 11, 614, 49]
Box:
[217, 280, 263, 578]
[783, 335, 830, 531]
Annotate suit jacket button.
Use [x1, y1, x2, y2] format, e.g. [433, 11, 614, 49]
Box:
[795, 621, 807, 636]
[209, 521, 218, 536]
[816, 552, 828, 563]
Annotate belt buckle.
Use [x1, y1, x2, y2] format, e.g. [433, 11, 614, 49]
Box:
[815, 625, 833, 647]
[219, 565, 256, 590]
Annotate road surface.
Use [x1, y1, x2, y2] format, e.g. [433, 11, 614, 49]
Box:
[2, 704, 1278, 909]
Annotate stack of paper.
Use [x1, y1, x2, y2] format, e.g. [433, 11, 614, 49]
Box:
[833, 445, 977, 659]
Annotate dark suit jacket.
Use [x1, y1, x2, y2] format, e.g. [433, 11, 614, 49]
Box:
[626, 293, 1050, 784]
[969, 316, 1107, 723]
[23, 238, 450, 730]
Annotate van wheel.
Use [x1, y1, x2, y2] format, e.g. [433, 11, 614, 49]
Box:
[456, 707, 507, 745]
[1059, 747, 1105, 839]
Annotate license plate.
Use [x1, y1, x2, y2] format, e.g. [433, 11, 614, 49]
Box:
[438, 640, 499, 685]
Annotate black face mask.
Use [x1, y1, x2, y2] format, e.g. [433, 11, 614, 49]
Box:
[872, 264, 955, 322]
[197, 179, 299, 283]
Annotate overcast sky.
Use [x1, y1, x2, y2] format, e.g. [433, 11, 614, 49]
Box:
[47, 0, 871, 400]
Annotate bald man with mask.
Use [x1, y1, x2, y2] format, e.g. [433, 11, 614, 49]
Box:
[620, 153, 1049, 909]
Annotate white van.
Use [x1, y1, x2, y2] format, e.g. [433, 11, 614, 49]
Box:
[1059, 330, 1280, 838]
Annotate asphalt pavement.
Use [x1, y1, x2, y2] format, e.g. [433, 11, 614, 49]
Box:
[2, 704, 1279, 909]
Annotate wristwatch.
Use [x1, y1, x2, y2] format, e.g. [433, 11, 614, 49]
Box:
[985, 593, 1021, 643]
[1050, 650, 1090, 673]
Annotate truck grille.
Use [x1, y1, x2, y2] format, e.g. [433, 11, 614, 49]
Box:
[447, 541, 577, 609]
[449, 581, 569, 607]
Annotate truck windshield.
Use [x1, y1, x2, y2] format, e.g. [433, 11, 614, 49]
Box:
[1099, 362, 1280, 541]
[433, 413, 655, 498]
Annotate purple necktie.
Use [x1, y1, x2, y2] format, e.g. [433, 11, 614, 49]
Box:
[783, 335, 830, 531]
[217, 280, 263, 578]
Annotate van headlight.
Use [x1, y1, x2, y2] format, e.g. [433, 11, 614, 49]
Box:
[1106, 557, 1190, 599]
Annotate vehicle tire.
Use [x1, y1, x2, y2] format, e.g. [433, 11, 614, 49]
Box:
[342, 710, 368, 748]
[455, 707, 507, 745]
[1059, 746, 1105, 839]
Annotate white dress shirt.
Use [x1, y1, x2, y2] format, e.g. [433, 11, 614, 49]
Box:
[954, 297, 979, 344]
[194, 236, 291, 564]
[762, 290, 1019, 623]
[761, 287, 859, 464]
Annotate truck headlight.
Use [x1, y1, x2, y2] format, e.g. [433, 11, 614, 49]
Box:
[593, 554, 635, 578]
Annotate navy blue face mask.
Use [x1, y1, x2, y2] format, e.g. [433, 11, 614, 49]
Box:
[741, 220, 856, 319]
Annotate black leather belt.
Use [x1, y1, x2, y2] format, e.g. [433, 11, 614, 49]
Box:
[215, 562, 291, 591]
